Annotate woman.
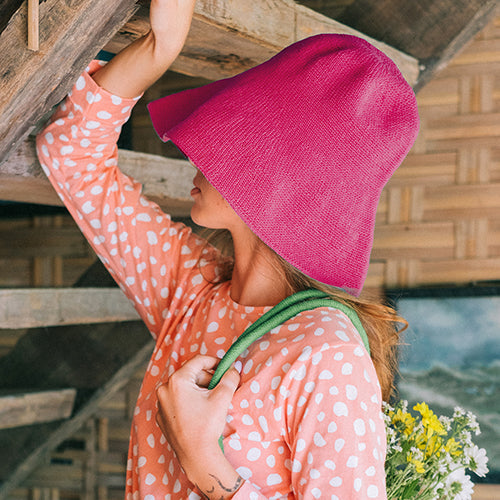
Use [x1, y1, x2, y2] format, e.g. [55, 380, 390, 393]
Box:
[36, 0, 419, 498]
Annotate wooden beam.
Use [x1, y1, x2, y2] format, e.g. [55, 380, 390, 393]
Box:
[0, 0, 139, 166]
[414, 0, 499, 91]
[0, 138, 195, 216]
[0, 389, 76, 430]
[0, 288, 140, 329]
[0, 340, 154, 499]
[105, 0, 419, 85]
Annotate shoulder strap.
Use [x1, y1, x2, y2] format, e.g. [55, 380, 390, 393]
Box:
[208, 289, 370, 390]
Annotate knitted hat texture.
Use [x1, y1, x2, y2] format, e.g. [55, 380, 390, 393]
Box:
[148, 34, 419, 296]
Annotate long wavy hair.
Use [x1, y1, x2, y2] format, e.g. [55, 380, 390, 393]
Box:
[200, 229, 406, 402]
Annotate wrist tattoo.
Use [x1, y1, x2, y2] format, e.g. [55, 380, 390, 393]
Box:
[207, 474, 243, 500]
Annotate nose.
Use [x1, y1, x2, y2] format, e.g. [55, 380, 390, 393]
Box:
[193, 170, 205, 186]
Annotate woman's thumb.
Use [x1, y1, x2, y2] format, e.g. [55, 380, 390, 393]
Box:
[211, 366, 240, 402]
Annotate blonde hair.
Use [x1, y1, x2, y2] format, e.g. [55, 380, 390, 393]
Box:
[201, 229, 406, 402]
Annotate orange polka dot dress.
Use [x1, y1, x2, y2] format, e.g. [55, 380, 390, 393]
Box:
[36, 62, 388, 500]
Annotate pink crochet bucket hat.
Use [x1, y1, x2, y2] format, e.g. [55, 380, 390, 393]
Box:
[148, 34, 419, 296]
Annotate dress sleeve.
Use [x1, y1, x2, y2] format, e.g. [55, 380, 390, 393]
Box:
[36, 61, 219, 339]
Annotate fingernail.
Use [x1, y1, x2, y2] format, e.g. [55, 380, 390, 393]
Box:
[234, 360, 242, 373]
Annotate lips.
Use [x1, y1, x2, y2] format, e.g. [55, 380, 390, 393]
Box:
[190, 186, 201, 197]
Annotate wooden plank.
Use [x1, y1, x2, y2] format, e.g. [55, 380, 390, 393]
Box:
[0, 138, 195, 216]
[0, 0, 139, 166]
[423, 183, 500, 220]
[371, 222, 455, 259]
[0, 288, 139, 329]
[0, 260, 152, 492]
[390, 153, 458, 186]
[427, 112, 500, 141]
[0, 339, 154, 499]
[474, 484, 500, 500]
[105, 0, 419, 85]
[27, 0, 39, 51]
[420, 257, 500, 285]
[425, 135, 500, 153]
[0, 389, 76, 430]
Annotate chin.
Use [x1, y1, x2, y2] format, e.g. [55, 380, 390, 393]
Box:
[191, 207, 213, 229]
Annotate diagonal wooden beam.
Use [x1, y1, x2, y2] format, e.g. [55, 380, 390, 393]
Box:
[413, 0, 499, 91]
[0, 138, 195, 216]
[105, 0, 419, 84]
[0, 288, 140, 329]
[0, 0, 139, 166]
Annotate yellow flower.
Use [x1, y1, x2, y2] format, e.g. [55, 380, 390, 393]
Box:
[391, 408, 416, 436]
[444, 437, 462, 457]
[424, 434, 443, 458]
[407, 452, 426, 474]
[414, 402, 432, 418]
[414, 402, 446, 436]
[427, 414, 446, 436]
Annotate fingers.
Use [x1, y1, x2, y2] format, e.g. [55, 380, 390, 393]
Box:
[156, 355, 240, 398]
[181, 354, 220, 374]
[209, 366, 240, 405]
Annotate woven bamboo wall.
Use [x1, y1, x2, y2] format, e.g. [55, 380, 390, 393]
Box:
[3, 8, 500, 499]
[367, 10, 500, 291]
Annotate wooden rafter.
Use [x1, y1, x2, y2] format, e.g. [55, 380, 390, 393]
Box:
[0, 0, 419, 173]
[0, 340, 154, 498]
[106, 0, 419, 84]
[0, 260, 153, 497]
[413, 0, 500, 90]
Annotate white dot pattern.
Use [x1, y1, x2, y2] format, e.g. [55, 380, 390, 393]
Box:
[36, 61, 388, 499]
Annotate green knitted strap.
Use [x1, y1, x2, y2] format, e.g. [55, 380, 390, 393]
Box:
[208, 289, 370, 390]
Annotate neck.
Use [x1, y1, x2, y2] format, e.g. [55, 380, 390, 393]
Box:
[229, 227, 289, 307]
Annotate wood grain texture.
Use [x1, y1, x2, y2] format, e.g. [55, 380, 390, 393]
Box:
[105, 0, 419, 84]
[0, 138, 195, 216]
[0, 288, 139, 329]
[27, 0, 38, 51]
[0, 340, 154, 498]
[0, 0, 139, 166]
[0, 389, 76, 430]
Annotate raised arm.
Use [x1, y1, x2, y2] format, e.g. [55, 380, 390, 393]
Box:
[36, 0, 213, 339]
[93, 0, 197, 97]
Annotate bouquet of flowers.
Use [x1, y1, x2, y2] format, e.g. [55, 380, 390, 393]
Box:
[383, 400, 489, 500]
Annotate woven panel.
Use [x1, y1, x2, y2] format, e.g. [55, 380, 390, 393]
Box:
[0, 216, 95, 289]
[368, 8, 500, 290]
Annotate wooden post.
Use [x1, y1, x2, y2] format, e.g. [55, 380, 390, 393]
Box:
[27, 0, 39, 51]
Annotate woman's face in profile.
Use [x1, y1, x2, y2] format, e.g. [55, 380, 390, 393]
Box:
[190, 169, 242, 231]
